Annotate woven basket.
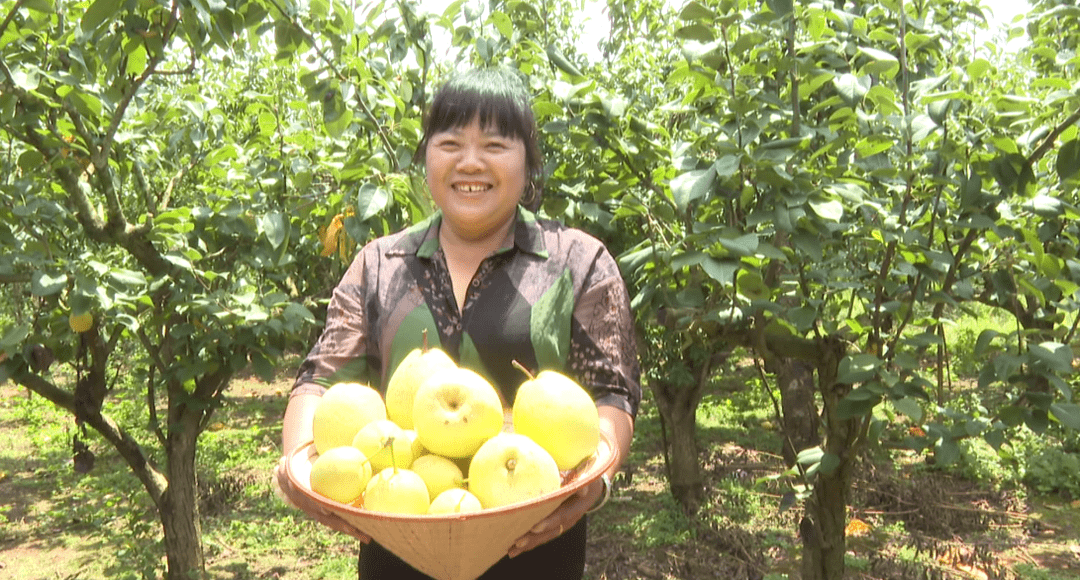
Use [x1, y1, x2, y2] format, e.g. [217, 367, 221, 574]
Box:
[286, 432, 616, 580]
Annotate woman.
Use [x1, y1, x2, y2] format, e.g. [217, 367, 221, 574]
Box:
[274, 67, 641, 579]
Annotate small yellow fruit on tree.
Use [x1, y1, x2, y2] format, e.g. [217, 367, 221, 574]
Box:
[309, 446, 373, 504]
[68, 312, 93, 333]
[312, 383, 386, 455]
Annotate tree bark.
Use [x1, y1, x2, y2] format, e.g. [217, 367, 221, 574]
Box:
[775, 358, 820, 467]
[800, 337, 857, 580]
[161, 393, 206, 580]
[651, 377, 706, 511]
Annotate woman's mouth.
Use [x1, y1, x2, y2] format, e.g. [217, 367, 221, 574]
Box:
[455, 183, 491, 193]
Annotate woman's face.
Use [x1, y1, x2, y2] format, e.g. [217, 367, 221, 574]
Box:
[425, 117, 527, 244]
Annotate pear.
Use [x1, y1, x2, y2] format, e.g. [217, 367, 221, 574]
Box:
[410, 453, 465, 501]
[362, 467, 430, 515]
[511, 363, 600, 471]
[385, 331, 456, 430]
[351, 419, 415, 472]
[412, 367, 503, 459]
[428, 488, 482, 515]
[468, 432, 561, 509]
[309, 446, 373, 505]
[312, 382, 387, 455]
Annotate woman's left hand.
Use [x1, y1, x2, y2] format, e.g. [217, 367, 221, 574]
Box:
[506, 475, 605, 558]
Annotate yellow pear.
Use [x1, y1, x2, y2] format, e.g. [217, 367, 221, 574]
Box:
[512, 365, 599, 471]
[309, 446, 373, 505]
[412, 367, 503, 459]
[410, 454, 465, 501]
[312, 382, 387, 455]
[428, 488, 482, 515]
[468, 433, 561, 509]
[351, 419, 415, 472]
[68, 312, 94, 333]
[401, 429, 426, 460]
[362, 467, 430, 515]
[385, 337, 457, 430]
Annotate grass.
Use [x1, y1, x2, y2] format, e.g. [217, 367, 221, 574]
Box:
[2, 350, 1080, 579]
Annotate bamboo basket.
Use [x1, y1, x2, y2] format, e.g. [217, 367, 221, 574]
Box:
[286, 432, 616, 580]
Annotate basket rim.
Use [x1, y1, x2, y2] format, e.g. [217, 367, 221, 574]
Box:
[287, 430, 617, 521]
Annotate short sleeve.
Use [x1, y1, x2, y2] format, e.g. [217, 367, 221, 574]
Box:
[567, 249, 642, 418]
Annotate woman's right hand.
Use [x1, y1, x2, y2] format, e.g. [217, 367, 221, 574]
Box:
[273, 455, 372, 543]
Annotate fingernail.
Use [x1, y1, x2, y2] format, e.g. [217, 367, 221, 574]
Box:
[529, 523, 546, 534]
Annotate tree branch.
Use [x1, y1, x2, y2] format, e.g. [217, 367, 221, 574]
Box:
[1025, 107, 1080, 171]
[13, 369, 169, 505]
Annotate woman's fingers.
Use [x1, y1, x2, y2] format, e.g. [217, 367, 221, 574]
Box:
[507, 477, 605, 558]
[273, 457, 372, 543]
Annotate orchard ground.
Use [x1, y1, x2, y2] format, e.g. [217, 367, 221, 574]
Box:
[1, 358, 1079, 580]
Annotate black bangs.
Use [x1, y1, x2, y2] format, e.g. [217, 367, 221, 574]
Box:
[427, 81, 534, 144]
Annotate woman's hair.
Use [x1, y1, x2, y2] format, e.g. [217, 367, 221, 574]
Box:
[415, 67, 544, 210]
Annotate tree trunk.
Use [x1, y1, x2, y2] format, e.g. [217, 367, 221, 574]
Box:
[776, 358, 820, 467]
[651, 376, 707, 511]
[800, 337, 857, 580]
[160, 390, 207, 580]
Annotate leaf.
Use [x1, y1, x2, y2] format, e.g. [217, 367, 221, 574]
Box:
[675, 23, 714, 42]
[490, 10, 513, 40]
[259, 212, 287, 249]
[1029, 342, 1073, 373]
[713, 155, 740, 178]
[1050, 403, 1080, 430]
[836, 354, 882, 384]
[833, 73, 869, 105]
[356, 183, 390, 221]
[819, 453, 841, 476]
[678, 1, 716, 21]
[1057, 139, 1080, 181]
[31, 271, 68, 296]
[24, 0, 54, 13]
[892, 397, 924, 422]
[808, 198, 843, 221]
[701, 257, 738, 285]
[108, 268, 147, 287]
[966, 58, 991, 81]
[796, 446, 824, 465]
[935, 438, 961, 466]
[81, 0, 120, 31]
[765, 0, 793, 17]
[0, 324, 31, 348]
[670, 167, 715, 213]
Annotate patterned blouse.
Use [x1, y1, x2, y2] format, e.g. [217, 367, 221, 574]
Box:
[292, 206, 641, 419]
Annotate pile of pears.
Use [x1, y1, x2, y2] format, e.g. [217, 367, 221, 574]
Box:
[307, 342, 601, 516]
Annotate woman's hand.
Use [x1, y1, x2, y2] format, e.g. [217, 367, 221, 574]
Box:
[272, 456, 372, 543]
[507, 405, 632, 558]
[506, 474, 605, 558]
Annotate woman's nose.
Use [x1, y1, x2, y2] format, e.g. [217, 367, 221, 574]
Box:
[456, 145, 483, 172]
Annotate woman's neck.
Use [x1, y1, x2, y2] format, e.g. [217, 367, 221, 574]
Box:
[438, 215, 515, 312]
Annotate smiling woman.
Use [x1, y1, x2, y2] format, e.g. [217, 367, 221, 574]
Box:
[274, 66, 641, 580]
